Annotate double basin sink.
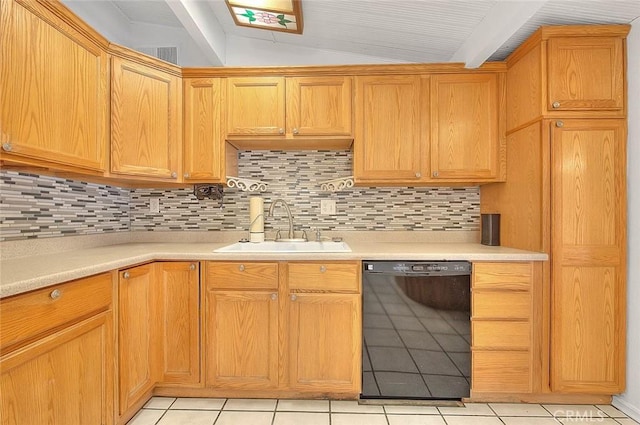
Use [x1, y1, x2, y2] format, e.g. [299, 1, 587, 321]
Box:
[214, 240, 352, 253]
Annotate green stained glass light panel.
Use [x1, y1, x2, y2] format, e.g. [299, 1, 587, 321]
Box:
[231, 6, 299, 32]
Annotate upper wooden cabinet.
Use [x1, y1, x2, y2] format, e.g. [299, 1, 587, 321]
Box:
[0, 0, 108, 173]
[225, 76, 353, 148]
[111, 54, 182, 181]
[430, 74, 505, 181]
[183, 78, 225, 182]
[353, 75, 427, 183]
[506, 25, 629, 130]
[547, 37, 624, 113]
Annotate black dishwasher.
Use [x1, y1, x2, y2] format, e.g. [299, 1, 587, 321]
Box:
[361, 261, 471, 400]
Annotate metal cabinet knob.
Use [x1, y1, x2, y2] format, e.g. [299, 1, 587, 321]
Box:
[278, 128, 285, 135]
[50, 289, 61, 300]
[189, 263, 197, 271]
[433, 171, 439, 178]
[271, 293, 278, 301]
[123, 271, 130, 279]
[290, 294, 297, 301]
[184, 172, 190, 179]
[415, 172, 421, 178]
[293, 128, 299, 135]
[171, 171, 177, 179]
[239, 264, 245, 272]
[2, 142, 12, 152]
[320, 265, 327, 273]
[555, 121, 564, 128]
[552, 101, 561, 109]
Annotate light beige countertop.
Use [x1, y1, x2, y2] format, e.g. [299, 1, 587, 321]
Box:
[0, 231, 547, 298]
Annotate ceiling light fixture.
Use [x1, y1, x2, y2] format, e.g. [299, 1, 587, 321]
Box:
[225, 0, 303, 34]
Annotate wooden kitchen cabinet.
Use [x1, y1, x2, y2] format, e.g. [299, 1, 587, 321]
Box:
[0, 0, 108, 173]
[111, 54, 182, 180]
[547, 37, 624, 113]
[287, 262, 361, 393]
[204, 262, 280, 389]
[0, 273, 114, 425]
[430, 74, 505, 181]
[353, 75, 428, 183]
[506, 26, 628, 131]
[183, 78, 225, 182]
[157, 262, 201, 386]
[225, 76, 353, 148]
[118, 263, 158, 417]
[471, 262, 538, 395]
[481, 25, 628, 401]
[550, 119, 626, 394]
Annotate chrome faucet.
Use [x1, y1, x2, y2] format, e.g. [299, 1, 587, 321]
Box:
[268, 199, 295, 240]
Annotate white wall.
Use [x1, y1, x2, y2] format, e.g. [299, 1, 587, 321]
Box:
[613, 17, 640, 422]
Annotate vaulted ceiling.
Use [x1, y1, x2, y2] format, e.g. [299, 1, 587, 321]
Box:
[64, 0, 640, 67]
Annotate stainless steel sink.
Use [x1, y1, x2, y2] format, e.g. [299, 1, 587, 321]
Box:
[214, 241, 352, 253]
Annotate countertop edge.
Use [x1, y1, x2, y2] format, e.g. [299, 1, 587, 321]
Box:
[0, 242, 548, 298]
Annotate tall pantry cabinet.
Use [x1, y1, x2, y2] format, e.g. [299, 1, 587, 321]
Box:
[481, 25, 628, 396]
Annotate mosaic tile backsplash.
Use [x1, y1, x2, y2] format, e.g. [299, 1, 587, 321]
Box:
[0, 151, 480, 241]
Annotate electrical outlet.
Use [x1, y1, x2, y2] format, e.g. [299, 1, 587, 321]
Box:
[150, 198, 160, 213]
[320, 199, 336, 215]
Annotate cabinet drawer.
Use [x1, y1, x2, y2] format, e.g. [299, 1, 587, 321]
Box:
[473, 291, 531, 319]
[473, 262, 532, 290]
[472, 350, 531, 393]
[206, 262, 278, 290]
[472, 321, 530, 349]
[0, 272, 113, 353]
[288, 262, 360, 292]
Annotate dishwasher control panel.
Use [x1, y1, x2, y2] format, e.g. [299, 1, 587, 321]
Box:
[363, 261, 471, 276]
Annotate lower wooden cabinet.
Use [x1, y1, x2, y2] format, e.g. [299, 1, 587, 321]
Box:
[0, 273, 114, 425]
[471, 262, 538, 396]
[203, 260, 361, 396]
[288, 293, 361, 392]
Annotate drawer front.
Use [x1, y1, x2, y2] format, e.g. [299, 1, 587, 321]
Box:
[288, 262, 360, 292]
[472, 321, 530, 349]
[206, 262, 278, 290]
[472, 350, 531, 393]
[473, 262, 532, 290]
[473, 291, 531, 319]
[0, 272, 113, 353]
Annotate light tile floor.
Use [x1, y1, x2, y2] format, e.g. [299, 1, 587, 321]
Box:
[128, 398, 640, 425]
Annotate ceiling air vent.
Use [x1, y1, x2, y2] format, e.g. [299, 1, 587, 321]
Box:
[136, 46, 178, 65]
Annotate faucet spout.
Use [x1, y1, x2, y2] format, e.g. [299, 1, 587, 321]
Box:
[268, 199, 294, 240]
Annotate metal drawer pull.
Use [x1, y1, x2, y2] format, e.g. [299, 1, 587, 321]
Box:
[50, 289, 61, 300]
[190, 263, 197, 271]
[552, 101, 561, 108]
[271, 293, 278, 300]
[123, 271, 130, 279]
[320, 266, 327, 273]
[290, 294, 297, 301]
[556, 121, 564, 128]
[239, 264, 245, 272]
[2, 142, 12, 152]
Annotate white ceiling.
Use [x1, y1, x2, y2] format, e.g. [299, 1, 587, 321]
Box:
[68, 0, 640, 66]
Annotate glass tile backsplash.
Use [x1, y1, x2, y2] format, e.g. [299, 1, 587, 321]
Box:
[0, 151, 479, 241]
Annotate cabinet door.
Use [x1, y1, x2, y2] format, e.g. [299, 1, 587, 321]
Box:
[183, 78, 224, 182]
[226, 77, 285, 136]
[430, 74, 501, 180]
[0, 0, 107, 172]
[1, 312, 114, 425]
[547, 37, 624, 112]
[286, 76, 353, 137]
[205, 290, 279, 389]
[111, 57, 181, 179]
[118, 264, 157, 415]
[289, 293, 361, 393]
[354, 75, 427, 182]
[550, 119, 626, 393]
[157, 262, 200, 385]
